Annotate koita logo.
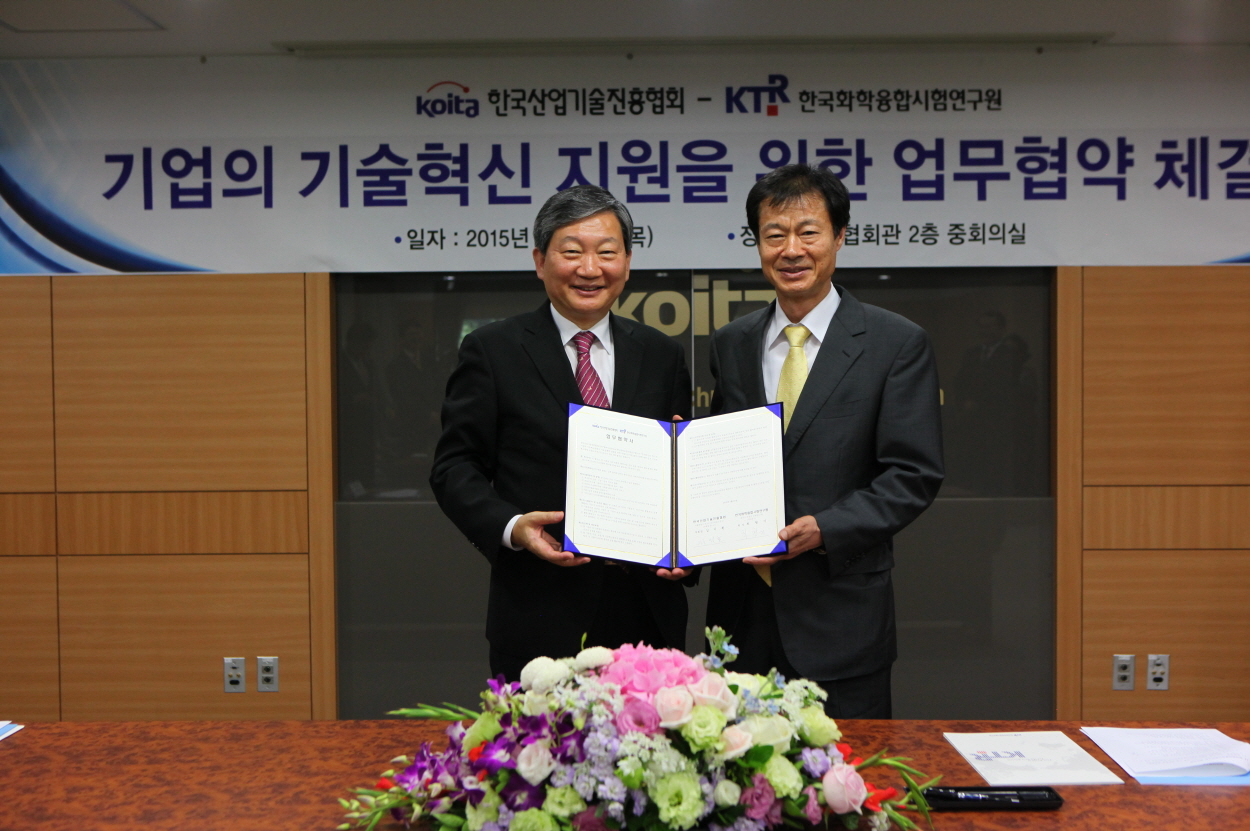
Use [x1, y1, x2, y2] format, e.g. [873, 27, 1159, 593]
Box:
[725, 74, 790, 115]
[416, 81, 480, 118]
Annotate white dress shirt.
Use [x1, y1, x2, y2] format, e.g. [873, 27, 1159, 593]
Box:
[761, 285, 842, 402]
[549, 305, 615, 401]
[502, 307, 616, 550]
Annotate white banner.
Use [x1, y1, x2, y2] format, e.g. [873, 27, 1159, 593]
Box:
[0, 46, 1247, 273]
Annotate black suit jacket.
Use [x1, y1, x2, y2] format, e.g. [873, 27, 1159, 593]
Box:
[430, 303, 692, 660]
[705, 287, 944, 680]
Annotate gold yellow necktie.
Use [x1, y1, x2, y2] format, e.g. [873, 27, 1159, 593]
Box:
[756, 324, 811, 587]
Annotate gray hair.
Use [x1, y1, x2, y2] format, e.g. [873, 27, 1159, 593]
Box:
[533, 185, 635, 254]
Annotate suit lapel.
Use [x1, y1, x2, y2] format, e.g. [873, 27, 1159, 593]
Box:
[610, 314, 642, 412]
[784, 287, 865, 456]
[521, 303, 582, 407]
[739, 305, 771, 407]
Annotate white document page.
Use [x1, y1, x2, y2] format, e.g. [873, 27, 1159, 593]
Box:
[944, 731, 1124, 786]
[677, 407, 785, 564]
[1081, 727, 1250, 778]
[565, 406, 671, 565]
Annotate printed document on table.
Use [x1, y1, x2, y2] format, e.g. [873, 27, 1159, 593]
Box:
[944, 731, 1123, 785]
[1081, 727, 1250, 785]
[677, 407, 785, 564]
[0, 721, 24, 741]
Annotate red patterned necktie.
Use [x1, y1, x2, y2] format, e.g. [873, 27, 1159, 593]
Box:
[573, 330, 610, 408]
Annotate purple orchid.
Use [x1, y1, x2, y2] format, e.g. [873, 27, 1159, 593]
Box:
[500, 773, 546, 811]
[472, 736, 517, 775]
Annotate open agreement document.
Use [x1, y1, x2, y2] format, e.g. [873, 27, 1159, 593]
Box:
[564, 404, 785, 568]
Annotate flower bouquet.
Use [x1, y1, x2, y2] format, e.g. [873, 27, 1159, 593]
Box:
[341, 628, 936, 831]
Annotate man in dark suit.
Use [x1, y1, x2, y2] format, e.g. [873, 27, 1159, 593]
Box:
[705, 165, 944, 718]
[431, 186, 692, 681]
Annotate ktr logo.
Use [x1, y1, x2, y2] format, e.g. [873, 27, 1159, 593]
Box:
[971, 751, 1026, 761]
[416, 81, 480, 118]
[726, 74, 789, 115]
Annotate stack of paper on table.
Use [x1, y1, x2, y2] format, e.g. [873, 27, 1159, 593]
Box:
[1081, 727, 1250, 785]
[944, 731, 1123, 785]
[0, 721, 24, 741]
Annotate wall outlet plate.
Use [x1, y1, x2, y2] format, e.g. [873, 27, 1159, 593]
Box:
[257, 656, 279, 692]
[1112, 654, 1135, 690]
[1147, 654, 1169, 690]
[224, 657, 246, 693]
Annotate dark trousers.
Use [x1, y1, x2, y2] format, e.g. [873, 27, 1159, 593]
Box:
[490, 562, 667, 682]
[730, 571, 892, 719]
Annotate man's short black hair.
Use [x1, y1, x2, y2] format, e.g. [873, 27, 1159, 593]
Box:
[745, 164, 851, 239]
[533, 185, 634, 255]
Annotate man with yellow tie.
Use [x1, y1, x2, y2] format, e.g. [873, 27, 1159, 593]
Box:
[704, 164, 944, 718]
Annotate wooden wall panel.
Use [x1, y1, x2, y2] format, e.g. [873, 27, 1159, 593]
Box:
[1054, 266, 1083, 719]
[59, 554, 311, 721]
[0, 493, 57, 555]
[1082, 549, 1250, 721]
[1085, 486, 1250, 550]
[1084, 266, 1250, 485]
[305, 273, 337, 719]
[52, 273, 308, 492]
[57, 491, 308, 555]
[0, 276, 55, 492]
[0, 557, 60, 721]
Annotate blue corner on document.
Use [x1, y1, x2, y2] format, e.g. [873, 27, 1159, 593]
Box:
[653, 551, 695, 568]
[569, 403, 584, 417]
[766, 402, 783, 419]
[769, 540, 788, 555]
[675, 420, 690, 436]
[563, 535, 583, 554]
[658, 420, 674, 435]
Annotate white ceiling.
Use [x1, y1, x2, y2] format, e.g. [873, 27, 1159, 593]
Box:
[0, 0, 1248, 60]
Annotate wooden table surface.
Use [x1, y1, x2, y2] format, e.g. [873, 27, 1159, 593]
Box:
[1, 719, 1247, 830]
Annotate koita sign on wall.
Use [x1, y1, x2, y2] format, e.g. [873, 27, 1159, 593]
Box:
[0, 46, 1247, 273]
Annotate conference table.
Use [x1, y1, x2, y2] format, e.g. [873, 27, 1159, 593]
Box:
[1, 719, 1247, 829]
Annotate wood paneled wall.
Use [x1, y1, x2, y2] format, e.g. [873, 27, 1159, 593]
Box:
[0, 273, 335, 722]
[1057, 265, 1250, 720]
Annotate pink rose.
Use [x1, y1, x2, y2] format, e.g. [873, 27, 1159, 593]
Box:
[689, 672, 738, 718]
[654, 686, 695, 728]
[801, 786, 822, 825]
[718, 725, 753, 760]
[601, 643, 707, 703]
[615, 696, 662, 734]
[822, 764, 868, 815]
[740, 773, 776, 820]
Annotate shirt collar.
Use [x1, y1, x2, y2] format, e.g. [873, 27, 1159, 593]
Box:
[765, 284, 841, 348]
[550, 305, 614, 354]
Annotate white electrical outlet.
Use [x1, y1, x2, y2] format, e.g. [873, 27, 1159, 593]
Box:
[1147, 654, 1169, 690]
[257, 656, 279, 692]
[224, 657, 246, 693]
[1112, 654, 1135, 690]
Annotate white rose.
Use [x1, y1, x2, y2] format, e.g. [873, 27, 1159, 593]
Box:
[516, 741, 557, 785]
[713, 779, 742, 807]
[654, 685, 695, 728]
[738, 714, 794, 753]
[724, 671, 764, 698]
[689, 672, 738, 719]
[520, 656, 572, 692]
[718, 725, 754, 761]
[573, 646, 615, 672]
